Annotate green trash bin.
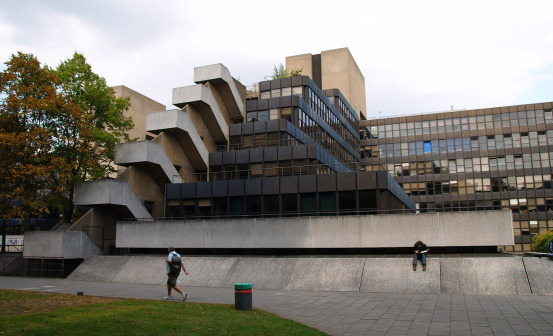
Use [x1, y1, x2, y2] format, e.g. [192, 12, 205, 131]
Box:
[234, 283, 252, 310]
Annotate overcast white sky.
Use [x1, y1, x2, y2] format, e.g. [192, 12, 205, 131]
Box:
[1, 0, 553, 118]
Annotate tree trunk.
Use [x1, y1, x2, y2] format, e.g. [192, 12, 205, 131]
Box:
[24, 215, 30, 233]
[1, 218, 6, 253]
[65, 183, 75, 222]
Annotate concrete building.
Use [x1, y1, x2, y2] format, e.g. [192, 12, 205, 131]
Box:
[360, 103, 553, 252]
[286, 48, 367, 119]
[165, 73, 414, 222]
[20, 49, 515, 261]
[112, 85, 166, 142]
[70, 64, 246, 254]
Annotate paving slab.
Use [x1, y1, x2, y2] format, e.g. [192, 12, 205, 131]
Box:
[2, 276, 553, 336]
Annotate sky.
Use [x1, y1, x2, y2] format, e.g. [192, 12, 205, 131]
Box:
[1, 0, 553, 118]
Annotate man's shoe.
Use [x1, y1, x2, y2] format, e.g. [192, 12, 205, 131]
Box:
[422, 266, 426, 271]
[182, 293, 187, 301]
[164, 296, 171, 300]
[413, 265, 416, 271]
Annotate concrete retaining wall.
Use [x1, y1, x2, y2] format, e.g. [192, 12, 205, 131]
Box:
[67, 255, 553, 295]
[67, 256, 126, 282]
[117, 211, 514, 249]
[287, 258, 365, 292]
[440, 258, 531, 295]
[522, 257, 553, 296]
[361, 258, 441, 294]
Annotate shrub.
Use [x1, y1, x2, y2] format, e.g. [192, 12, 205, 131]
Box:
[531, 230, 553, 252]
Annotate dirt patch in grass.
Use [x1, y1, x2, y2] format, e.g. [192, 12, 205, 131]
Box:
[0, 289, 121, 316]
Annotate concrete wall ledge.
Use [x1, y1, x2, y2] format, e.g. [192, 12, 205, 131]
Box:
[67, 256, 553, 295]
[114, 141, 182, 184]
[75, 179, 153, 220]
[116, 211, 514, 249]
[146, 109, 209, 169]
[193, 63, 244, 118]
[24, 231, 102, 259]
[171, 84, 228, 142]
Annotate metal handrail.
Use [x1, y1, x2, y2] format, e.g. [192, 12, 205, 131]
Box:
[175, 161, 384, 183]
[216, 138, 360, 153]
[123, 206, 506, 222]
[1, 236, 24, 253]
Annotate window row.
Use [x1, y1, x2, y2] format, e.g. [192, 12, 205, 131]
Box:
[298, 108, 357, 165]
[260, 86, 303, 100]
[402, 175, 552, 196]
[388, 153, 553, 177]
[366, 156, 553, 176]
[327, 95, 359, 130]
[209, 159, 342, 180]
[242, 108, 358, 165]
[307, 88, 359, 145]
[417, 199, 553, 219]
[246, 107, 291, 122]
[369, 109, 552, 139]
[369, 131, 553, 158]
[166, 190, 379, 219]
[259, 85, 359, 131]
[230, 132, 290, 150]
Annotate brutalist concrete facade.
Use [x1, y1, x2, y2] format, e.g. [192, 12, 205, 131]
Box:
[71, 63, 247, 253]
[361, 102, 553, 252]
[57, 50, 514, 256]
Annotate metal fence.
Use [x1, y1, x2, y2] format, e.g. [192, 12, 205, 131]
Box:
[1, 235, 23, 253]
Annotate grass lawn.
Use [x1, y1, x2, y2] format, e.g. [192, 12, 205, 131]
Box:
[0, 289, 328, 335]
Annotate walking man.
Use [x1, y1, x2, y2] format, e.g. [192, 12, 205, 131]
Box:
[165, 247, 189, 300]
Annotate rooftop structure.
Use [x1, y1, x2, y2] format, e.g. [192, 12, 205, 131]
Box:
[286, 48, 367, 119]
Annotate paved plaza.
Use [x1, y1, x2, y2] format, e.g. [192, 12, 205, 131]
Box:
[0, 276, 552, 335]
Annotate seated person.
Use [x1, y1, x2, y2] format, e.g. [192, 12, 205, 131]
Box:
[413, 240, 429, 271]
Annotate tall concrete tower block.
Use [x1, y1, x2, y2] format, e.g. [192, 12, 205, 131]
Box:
[286, 48, 366, 118]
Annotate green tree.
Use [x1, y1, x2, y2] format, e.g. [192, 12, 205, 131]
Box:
[272, 64, 287, 79]
[0, 51, 134, 233]
[53, 52, 134, 221]
[289, 68, 303, 77]
[0, 52, 78, 231]
[531, 230, 553, 252]
[272, 63, 303, 79]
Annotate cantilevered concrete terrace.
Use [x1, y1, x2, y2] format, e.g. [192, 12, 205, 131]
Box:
[193, 63, 244, 120]
[75, 179, 153, 220]
[114, 141, 183, 189]
[146, 109, 209, 171]
[172, 84, 229, 144]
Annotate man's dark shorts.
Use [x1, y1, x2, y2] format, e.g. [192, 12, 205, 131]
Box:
[167, 271, 180, 287]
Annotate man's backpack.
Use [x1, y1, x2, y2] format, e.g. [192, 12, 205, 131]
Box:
[171, 254, 182, 272]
